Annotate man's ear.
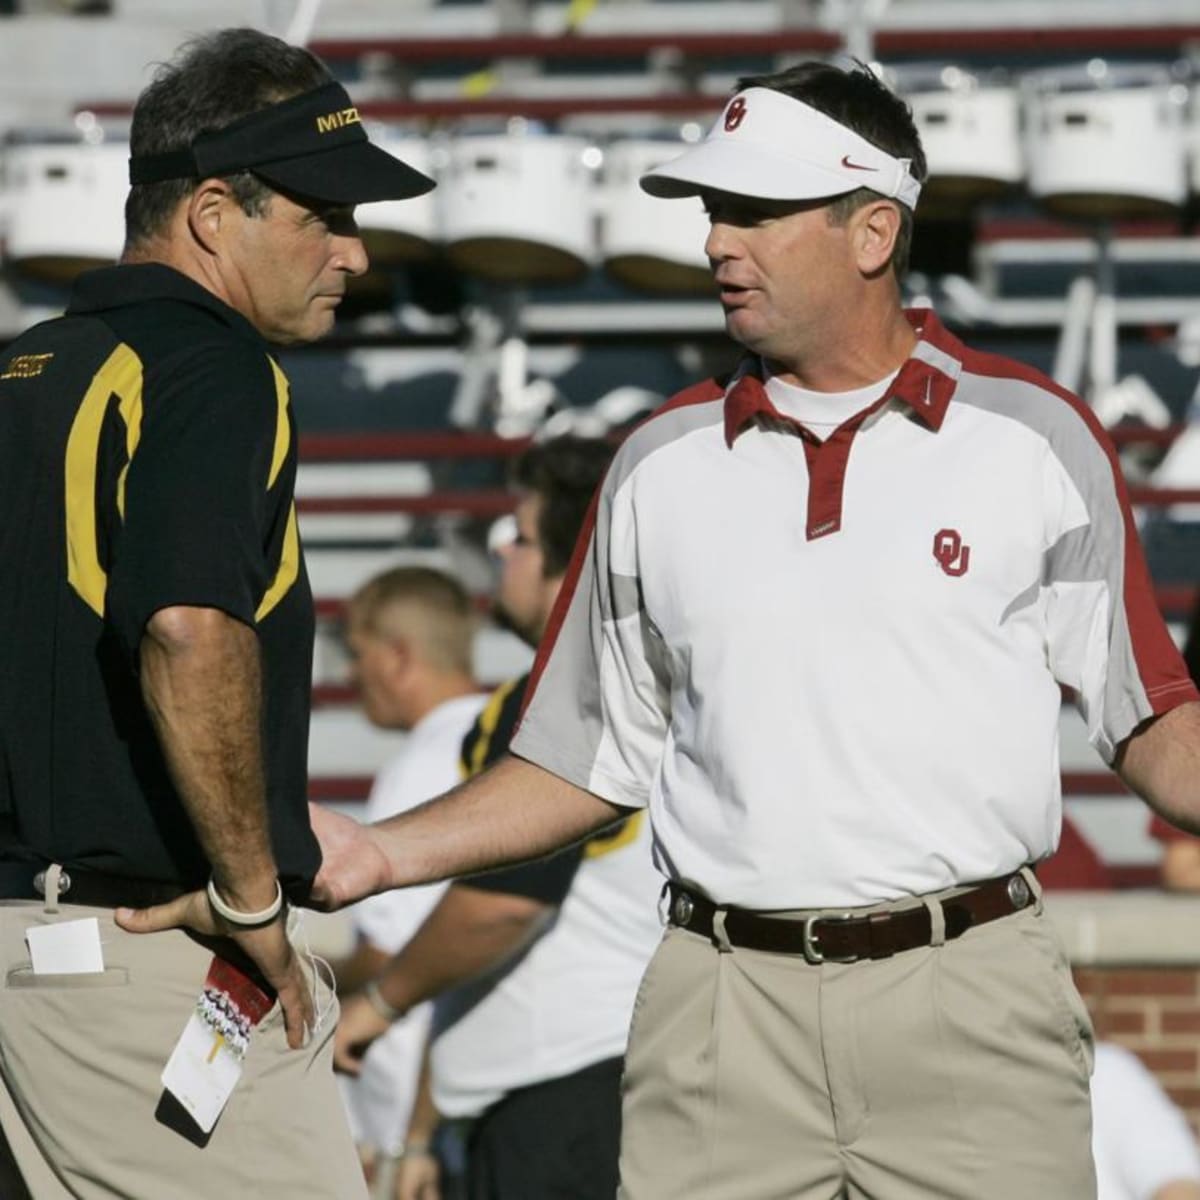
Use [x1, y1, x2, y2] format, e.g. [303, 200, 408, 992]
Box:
[382, 636, 412, 683]
[853, 199, 902, 277]
[185, 178, 234, 255]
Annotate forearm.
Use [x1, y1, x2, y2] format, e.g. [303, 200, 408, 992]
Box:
[139, 605, 278, 908]
[373, 884, 549, 1014]
[404, 1039, 440, 1149]
[1116, 702, 1200, 836]
[394, 1050, 442, 1200]
[373, 754, 625, 891]
[332, 938, 392, 995]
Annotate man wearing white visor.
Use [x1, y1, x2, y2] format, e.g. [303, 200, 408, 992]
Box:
[124, 61, 1200, 1200]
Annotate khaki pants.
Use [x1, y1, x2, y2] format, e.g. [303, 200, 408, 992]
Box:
[619, 889, 1095, 1199]
[0, 899, 367, 1200]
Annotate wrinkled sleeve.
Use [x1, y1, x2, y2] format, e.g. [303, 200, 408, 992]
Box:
[509, 460, 671, 807]
[106, 344, 287, 658]
[1042, 423, 1198, 763]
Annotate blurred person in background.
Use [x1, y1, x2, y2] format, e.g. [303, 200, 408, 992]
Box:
[1149, 813, 1200, 892]
[333, 568, 485, 1195]
[1092, 1042, 1200, 1200]
[337, 436, 663, 1200]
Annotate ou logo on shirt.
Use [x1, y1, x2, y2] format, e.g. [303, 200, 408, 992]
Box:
[933, 528, 970, 577]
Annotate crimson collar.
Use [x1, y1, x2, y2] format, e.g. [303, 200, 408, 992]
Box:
[722, 307, 963, 447]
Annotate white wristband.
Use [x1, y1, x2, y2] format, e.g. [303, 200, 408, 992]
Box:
[363, 978, 406, 1022]
[392, 1139, 433, 1161]
[205, 877, 284, 928]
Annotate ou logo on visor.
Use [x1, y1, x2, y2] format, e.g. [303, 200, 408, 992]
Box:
[724, 97, 748, 132]
[933, 528, 971, 577]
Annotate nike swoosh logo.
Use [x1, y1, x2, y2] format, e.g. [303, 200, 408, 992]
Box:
[840, 155, 877, 172]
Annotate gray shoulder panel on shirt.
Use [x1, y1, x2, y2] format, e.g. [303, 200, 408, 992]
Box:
[607, 394, 726, 497]
[513, 394, 723, 795]
[954, 370, 1150, 734]
[604, 395, 724, 624]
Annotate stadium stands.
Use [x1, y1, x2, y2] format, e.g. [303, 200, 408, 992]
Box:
[3, 0, 1200, 874]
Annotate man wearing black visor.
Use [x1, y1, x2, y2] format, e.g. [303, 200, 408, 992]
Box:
[0, 26, 430, 1199]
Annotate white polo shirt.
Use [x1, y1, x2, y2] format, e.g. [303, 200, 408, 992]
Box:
[510, 309, 1197, 909]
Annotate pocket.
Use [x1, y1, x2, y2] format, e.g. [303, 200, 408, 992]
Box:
[1016, 913, 1094, 1082]
[6, 965, 130, 989]
[1045, 948, 1095, 1079]
[623, 928, 675, 1077]
[627, 928, 669, 1035]
[255, 999, 285, 1033]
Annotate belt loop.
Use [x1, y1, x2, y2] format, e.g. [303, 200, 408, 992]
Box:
[921, 894, 946, 948]
[711, 908, 734, 954]
[657, 881, 671, 926]
[42, 863, 63, 914]
[1021, 864, 1044, 916]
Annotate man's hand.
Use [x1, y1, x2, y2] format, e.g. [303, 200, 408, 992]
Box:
[333, 990, 391, 1075]
[131, 607, 315, 1045]
[394, 1149, 440, 1200]
[116, 897, 315, 1050]
[310, 760, 627, 911]
[309, 802, 392, 910]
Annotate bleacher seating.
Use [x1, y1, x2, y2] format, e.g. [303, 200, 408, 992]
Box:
[3, 0, 1200, 881]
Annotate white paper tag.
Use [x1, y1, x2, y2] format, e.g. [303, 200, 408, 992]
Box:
[26, 918, 105, 974]
[161, 956, 274, 1133]
[161, 1011, 245, 1134]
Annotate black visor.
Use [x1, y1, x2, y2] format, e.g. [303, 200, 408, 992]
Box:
[129, 81, 434, 204]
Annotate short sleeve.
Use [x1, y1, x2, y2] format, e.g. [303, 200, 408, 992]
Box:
[460, 678, 527, 778]
[1040, 425, 1198, 762]
[106, 344, 289, 655]
[510, 455, 671, 806]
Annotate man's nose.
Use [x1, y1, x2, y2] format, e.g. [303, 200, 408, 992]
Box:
[705, 221, 739, 264]
[335, 233, 369, 277]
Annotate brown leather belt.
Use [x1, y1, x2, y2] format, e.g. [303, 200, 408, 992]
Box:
[666, 870, 1035, 964]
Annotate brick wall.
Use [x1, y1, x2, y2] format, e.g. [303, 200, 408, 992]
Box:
[1074, 966, 1200, 1133]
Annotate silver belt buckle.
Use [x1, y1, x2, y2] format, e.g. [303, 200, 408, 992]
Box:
[1006, 873, 1032, 910]
[32, 869, 72, 899]
[801, 913, 858, 965]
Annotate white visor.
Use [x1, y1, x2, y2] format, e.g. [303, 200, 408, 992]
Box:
[641, 87, 922, 211]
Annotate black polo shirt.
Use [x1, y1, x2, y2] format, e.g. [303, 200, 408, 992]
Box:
[0, 263, 319, 894]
